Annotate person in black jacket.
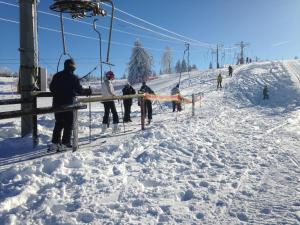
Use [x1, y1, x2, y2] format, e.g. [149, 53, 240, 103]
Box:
[49, 59, 91, 151]
[139, 81, 154, 124]
[263, 85, 269, 100]
[122, 83, 136, 122]
[228, 65, 233, 77]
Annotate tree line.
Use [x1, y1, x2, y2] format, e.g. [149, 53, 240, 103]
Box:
[127, 40, 198, 84]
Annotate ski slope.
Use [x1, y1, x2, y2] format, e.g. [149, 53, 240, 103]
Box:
[0, 61, 300, 224]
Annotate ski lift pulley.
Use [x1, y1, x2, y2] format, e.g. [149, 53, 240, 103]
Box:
[50, 0, 115, 73]
[50, 0, 107, 19]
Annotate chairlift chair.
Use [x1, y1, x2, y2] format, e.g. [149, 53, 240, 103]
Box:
[49, 0, 115, 73]
[50, 0, 107, 18]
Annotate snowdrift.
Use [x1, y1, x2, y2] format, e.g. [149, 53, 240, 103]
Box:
[227, 61, 300, 110]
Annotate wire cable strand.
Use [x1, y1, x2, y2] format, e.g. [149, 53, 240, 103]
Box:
[0, 17, 179, 52]
[0, 1, 214, 48]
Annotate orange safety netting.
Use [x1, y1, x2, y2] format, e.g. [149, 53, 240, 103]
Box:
[143, 93, 202, 104]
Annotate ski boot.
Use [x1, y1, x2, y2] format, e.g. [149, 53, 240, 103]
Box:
[112, 124, 120, 134]
[48, 143, 60, 152]
[101, 123, 107, 133]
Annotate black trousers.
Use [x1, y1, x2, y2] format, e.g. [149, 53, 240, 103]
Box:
[103, 101, 119, 124]
[217, 81, 222, 89]
[52, 111, 73, 145]
[263, 94, 269, 100]
[123, 101, 132, 122]
[172, 101, 182, 112]
[144, 100, 152, 120]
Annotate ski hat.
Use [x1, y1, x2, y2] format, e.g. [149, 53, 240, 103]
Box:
[142, 81, 146, 86]
[105, 71, 115, 80]
[64, 59, 76, 70]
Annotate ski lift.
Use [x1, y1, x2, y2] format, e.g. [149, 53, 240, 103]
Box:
[49, 0, 115, 72]
[50, 0, 107, 18]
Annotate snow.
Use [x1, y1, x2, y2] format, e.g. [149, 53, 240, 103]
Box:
[0, 60, 300, 224]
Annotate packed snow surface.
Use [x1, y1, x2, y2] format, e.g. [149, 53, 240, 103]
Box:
[0, 60, 300, 224]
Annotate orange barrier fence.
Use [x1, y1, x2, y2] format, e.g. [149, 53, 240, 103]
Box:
[144, 93, 203, 104]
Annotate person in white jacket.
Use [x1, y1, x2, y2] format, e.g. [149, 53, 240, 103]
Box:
[101, 71, 119, 133]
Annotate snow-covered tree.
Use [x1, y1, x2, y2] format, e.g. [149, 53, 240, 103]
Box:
[128, 40, 153, 84]
[181, 59, 187, 72]
[161, 47, 173, 74]
[175, 60, 181, 73]
[191, 64, 197, 70]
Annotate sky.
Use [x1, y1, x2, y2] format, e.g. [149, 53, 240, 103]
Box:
[0, 0, 300, 79]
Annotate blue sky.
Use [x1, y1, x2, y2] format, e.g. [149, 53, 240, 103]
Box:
[0, 0, 299, 78]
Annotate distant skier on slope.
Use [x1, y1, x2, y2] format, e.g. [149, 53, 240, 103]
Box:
[101, 71, 119, 133]
[263, 85, 269, 100]
[171, 84, 182, 112]
[228, 65, 233, 77]
[139, 81, 155, 124]
[49, 59, 92, 151]
[217, 73, 223, 89]
[122, 83, 136, 123]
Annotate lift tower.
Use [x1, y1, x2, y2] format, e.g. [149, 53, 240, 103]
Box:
[19, 0, 39, 137]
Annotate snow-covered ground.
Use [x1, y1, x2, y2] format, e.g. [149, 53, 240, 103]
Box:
[0, 61, 300, 224]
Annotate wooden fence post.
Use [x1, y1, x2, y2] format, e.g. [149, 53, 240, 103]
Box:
[72, 109, 79, 152]
[192, 94, 195, 117]
[32, 96, 38, 146]
[141, 97, 145, 130]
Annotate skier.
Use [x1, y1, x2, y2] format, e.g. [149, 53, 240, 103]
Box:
[228, 65, 233, 77]
[139, 81, 155, 124]
[217, 73, 223, 89]
[122, 83, 136, 122]
[49, 59, 92, 151]
[101, 71, 119, 133]
[263, 85, 269, 100]
[171, 84, 182, 112]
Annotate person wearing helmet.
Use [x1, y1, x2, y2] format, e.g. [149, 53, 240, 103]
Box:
[122, 82, 136, 122]
[101, 71, 119, 133]
[171, 83, 182, 112]
[49, 59, 92, 151]
[139, 81, 155, 124]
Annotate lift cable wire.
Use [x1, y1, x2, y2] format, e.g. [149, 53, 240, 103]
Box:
[102, 2, 213, 48]
[0, 1, 217, 49]
[0, 17, 180, 52]
[0, 1, 183, 45]
[38, 10, 183, 46]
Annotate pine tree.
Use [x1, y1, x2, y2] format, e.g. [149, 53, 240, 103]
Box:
[181, 59, 187, 72]
[128, 40, 153, 84]
[161, 47, 173, 74]
[175, 60, 181, 73]
[209, 61, 213, 69]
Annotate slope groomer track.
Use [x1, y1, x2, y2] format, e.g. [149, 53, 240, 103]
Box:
[0, 61, 300, 224]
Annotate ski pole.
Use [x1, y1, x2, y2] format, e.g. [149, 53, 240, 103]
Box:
[119, 99, 126, 133]
[89, 86, 91, 143]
